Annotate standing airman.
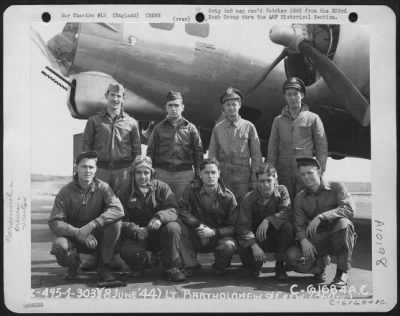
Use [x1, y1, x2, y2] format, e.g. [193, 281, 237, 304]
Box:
[147, 90, 203, 200]
[208, 87, 262, 202]
[267, 77, 328, 201]
[82, 81, 142, 199]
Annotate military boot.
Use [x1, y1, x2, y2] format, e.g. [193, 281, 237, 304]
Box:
[81, 252, 99, 271]
[275, 261, 289, 280]
[164, 267, 186, 282]
[330, 270, 349, 289]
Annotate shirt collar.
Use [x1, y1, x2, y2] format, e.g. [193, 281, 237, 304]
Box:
[223, 116, 242, 128]
[161, 116, 188, 127]
[255, 186, 281, 204]
[73, 174, 98, 192]
[101, 106, 125, 119]
[281, 104, 309, 118]
[199, 184, 220, 197]
[131, 179, 155, 197]
[198, 179, 228, 197]
[304, 178, 331, 195]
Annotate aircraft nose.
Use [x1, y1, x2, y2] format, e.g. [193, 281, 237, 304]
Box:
[47, 23, 79, 75]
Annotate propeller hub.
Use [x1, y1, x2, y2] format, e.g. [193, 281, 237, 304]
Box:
[269, 24, 311, 52]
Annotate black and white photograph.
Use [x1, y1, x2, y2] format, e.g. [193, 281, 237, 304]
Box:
[3, 4, 397, 313]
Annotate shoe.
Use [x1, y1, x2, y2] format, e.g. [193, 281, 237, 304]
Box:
[211, 263, 226, 275]
[164, 267, 186, 282]
[98, 263, 117, 282]
[97, 263, 126, 288]
[312, 255, 330, 283]
[183, 268, 194, 278]
[214, 268, 225, 275]
[314, 268, 327, 283]
[64, 266, 78, 280]
[275, 261, 289, 281]
[183, 263, 202, 278]
[110, 253, 123, 271]
[150, 252, 161, 267]
[81, 253, 99, 271]
[330, 270, 349, 289]
[249, 269, 261, 278]
[130, 269, 145, 278]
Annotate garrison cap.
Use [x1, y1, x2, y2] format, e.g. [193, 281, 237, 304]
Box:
[166, 90, 183, 102]
[220, 87, 243, 104]
[106, 82, 125, 95]
[75, 151, 98, 165]
[132, 155, 154, 174]
[296, 157, 321, 169]
[282, 77, 306, 95]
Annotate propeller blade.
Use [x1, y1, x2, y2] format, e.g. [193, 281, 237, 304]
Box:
[299, 41, 370, 126]
[245, 48, 288, 96]
[30, 28, 68, 75]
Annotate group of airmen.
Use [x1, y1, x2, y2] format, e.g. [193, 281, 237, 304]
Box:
[48, 77, 357, 289]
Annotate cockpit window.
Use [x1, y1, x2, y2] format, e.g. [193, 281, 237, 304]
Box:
[149, 23, 174, 31]
[185, 23, 209, 38]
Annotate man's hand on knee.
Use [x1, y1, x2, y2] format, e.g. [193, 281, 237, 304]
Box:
[256, 219, 269, 242]
[300, 238, 317, 261]
[147, 218, 162, 231]
[306, 216, 321, 240]
[84, 234, 98, 250]
[251, 244, 266, 262]
[76, 221, 97, 242]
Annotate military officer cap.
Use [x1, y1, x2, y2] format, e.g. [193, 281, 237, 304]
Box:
[132, 155, 155, 174]
[166, 90, 183, 102]
[296, 157, 321, 169]
[106, 82, 125, 95]
[75, 151, 98, 165]
[282, 77, 306, 95]
[220, 87, 243, 104]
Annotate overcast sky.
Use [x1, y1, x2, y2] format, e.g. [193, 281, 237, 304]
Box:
[30, 22, 371, 182]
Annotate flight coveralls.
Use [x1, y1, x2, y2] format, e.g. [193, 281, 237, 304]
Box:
[286, 180, 357, 274]
[147, 117, 203, 200]
[208, 117, 262, 201]
[177, 180, 238, 270]
[82, 109, 142, 199]
[48, 177, 124, 269]
[267, 105, 328, 200]
[236, 185, 294, 271]
[118, 179, 182, 272]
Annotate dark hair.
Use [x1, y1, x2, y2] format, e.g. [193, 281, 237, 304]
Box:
[296, 160, 321, 170]
[200, 158, 220, 171]
[256, 163, 277, 179]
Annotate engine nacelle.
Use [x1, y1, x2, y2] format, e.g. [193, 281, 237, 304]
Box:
[67, 71, 116, 119]
[67, 71, 165, 120]
[140, 121, 157, 141]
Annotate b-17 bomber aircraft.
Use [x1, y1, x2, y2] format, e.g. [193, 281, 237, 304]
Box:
[32, 22, 370, 160]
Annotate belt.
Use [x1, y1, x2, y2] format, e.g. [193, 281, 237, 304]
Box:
[220, 157, 250, 166]
[156, 164, 193, 172]
[97, 160, 132, 170]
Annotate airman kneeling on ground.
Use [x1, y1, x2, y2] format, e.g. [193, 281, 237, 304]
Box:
[236, 163, 294, 280]
[285, 157, 357, 288]
[118, 155, 186, 282]
[48, 151, 125, 287]
[177, 158, 239, 276]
